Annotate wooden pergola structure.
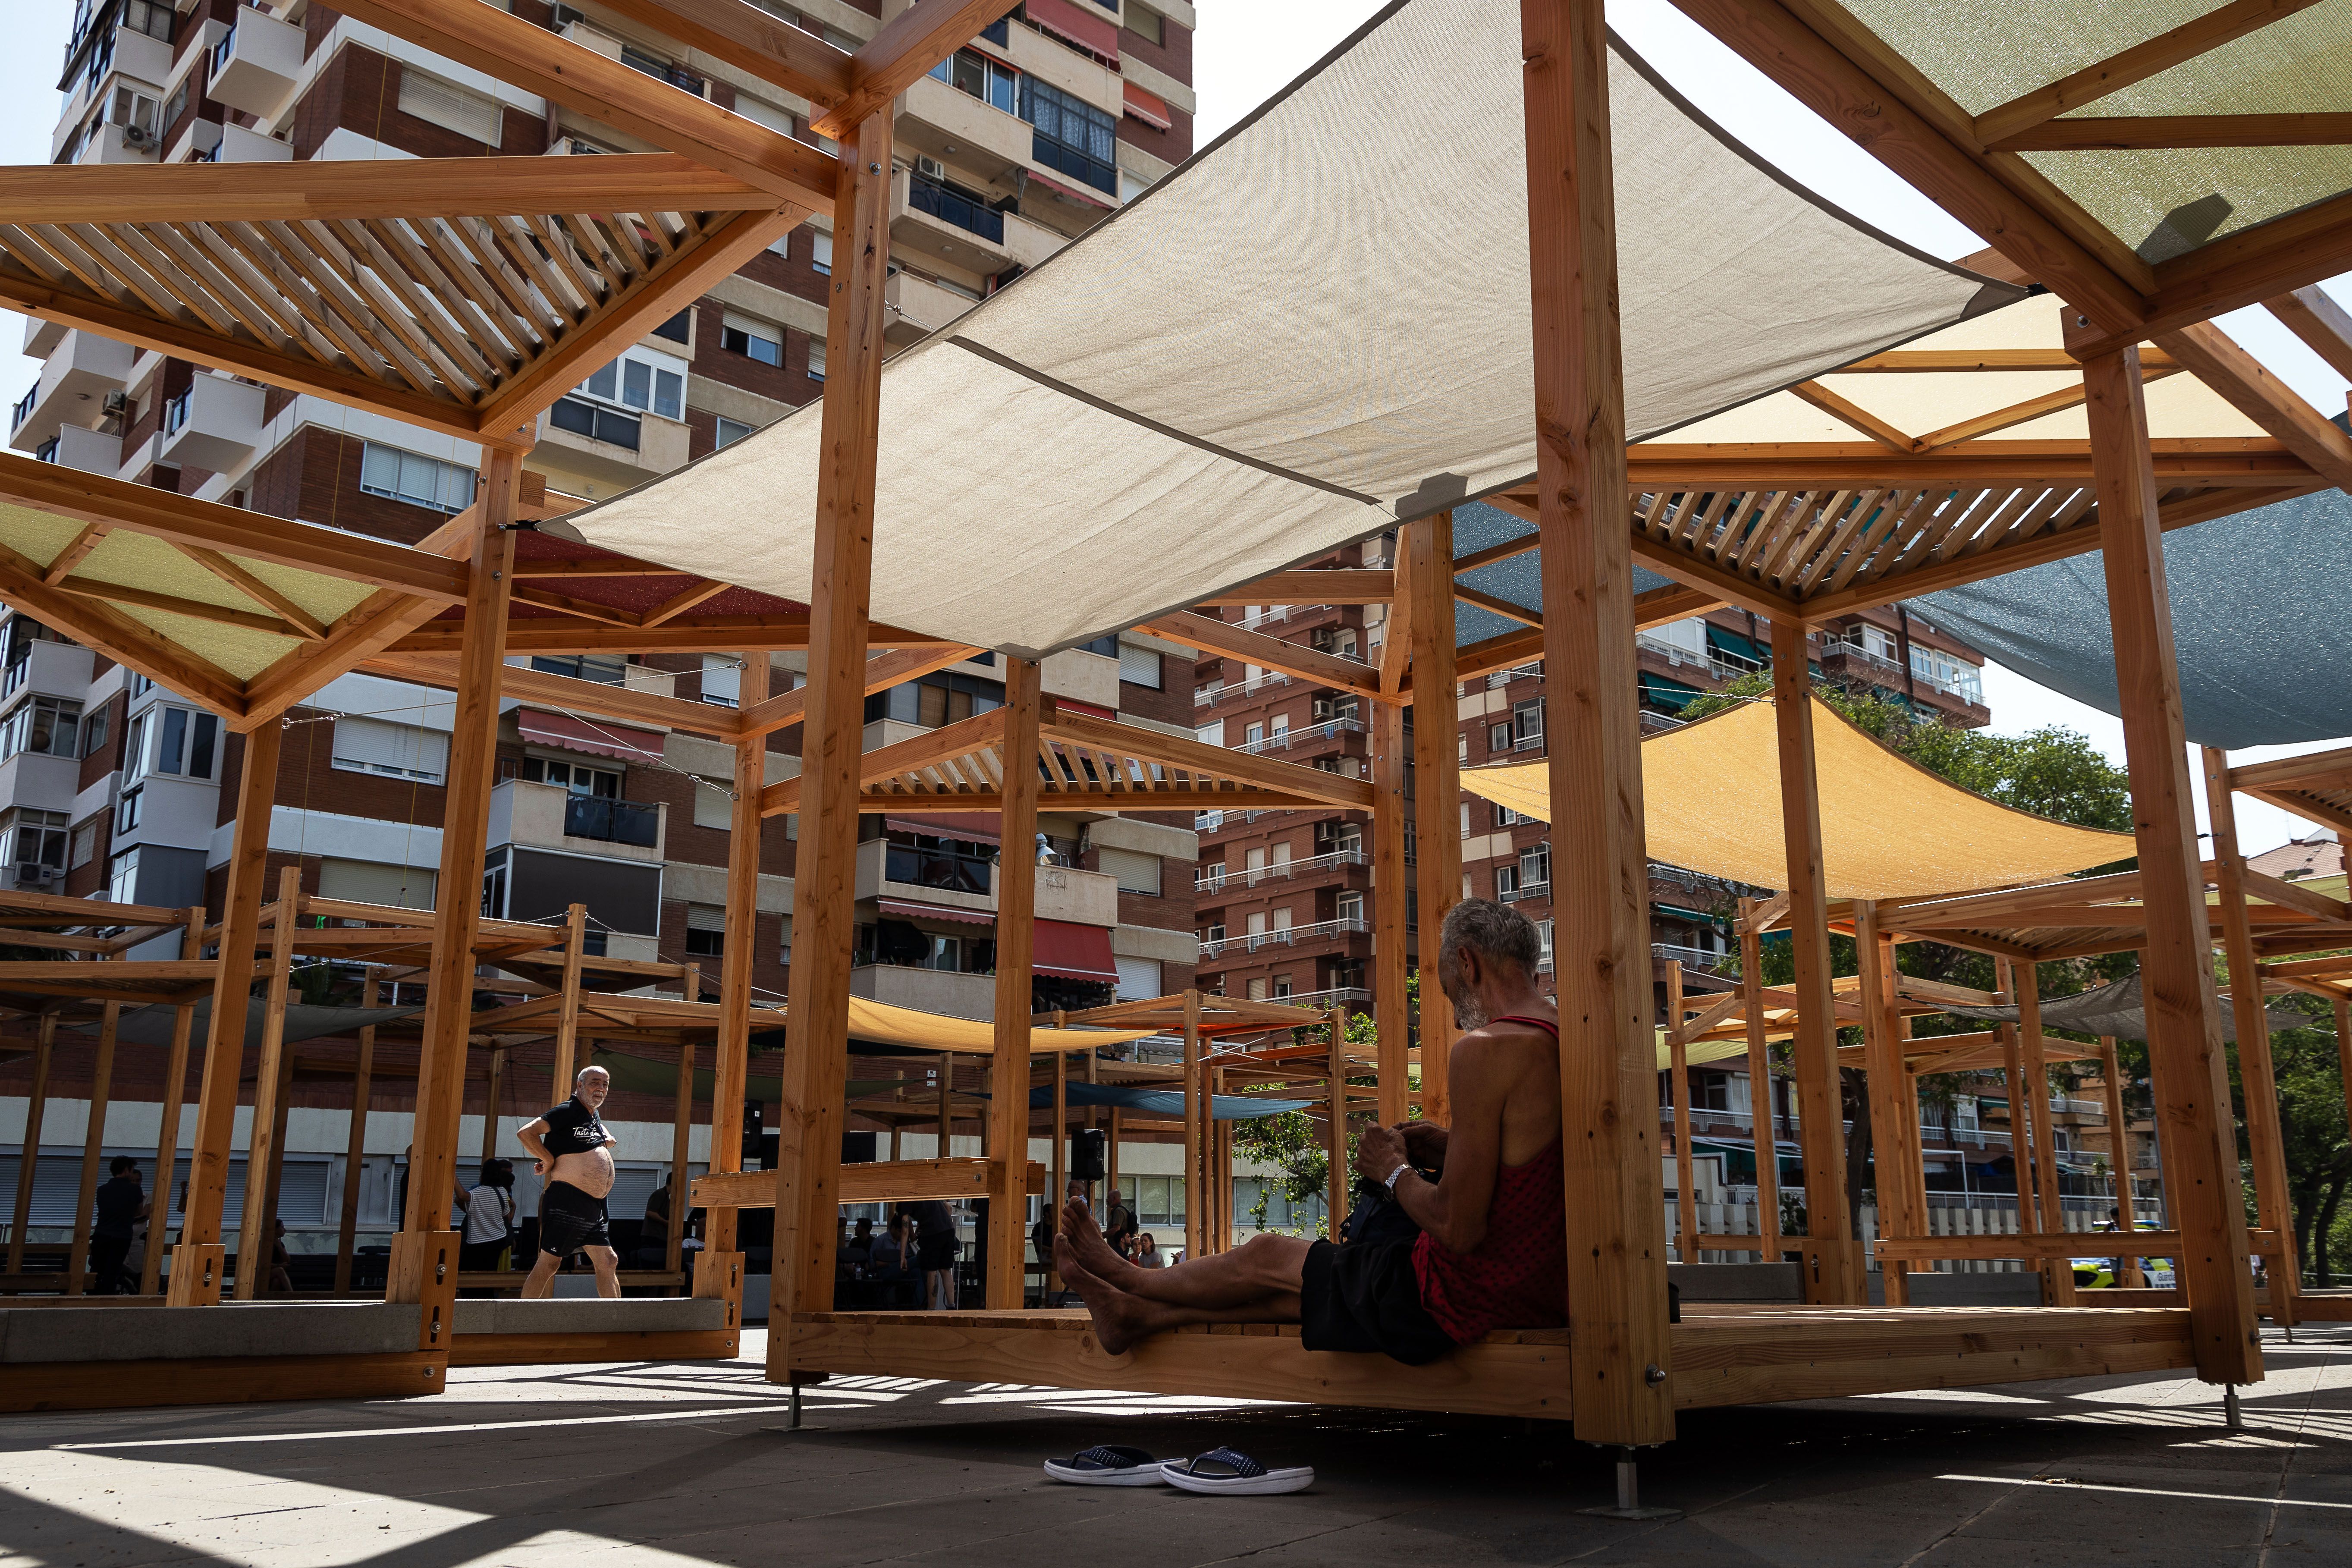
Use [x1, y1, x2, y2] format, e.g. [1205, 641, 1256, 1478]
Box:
[0, 0, 2343, 1445]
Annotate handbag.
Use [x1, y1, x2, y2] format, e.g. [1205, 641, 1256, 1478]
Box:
[1338, 1155, 1440, 1247]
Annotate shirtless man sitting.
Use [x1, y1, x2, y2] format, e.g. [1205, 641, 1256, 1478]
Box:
[1057, 899, 1564, 1361]
[518, 1065, 622, 1299]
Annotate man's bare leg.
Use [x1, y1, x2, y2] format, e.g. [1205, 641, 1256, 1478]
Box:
[1059, 1253, 1303, 1357]
[587, 1245, 621, 1299]
[521, 1251, 561, 1299]
[1055, 1229, 1309, 1312]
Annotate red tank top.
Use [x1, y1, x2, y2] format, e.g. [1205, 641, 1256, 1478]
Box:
[1410, 1015, 1568, 1342]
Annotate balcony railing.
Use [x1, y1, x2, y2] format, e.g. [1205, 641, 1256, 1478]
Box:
[1826, 640, 1985, 707]
[1233, 716, 1363, 755]
[1235, 605, 1295, 631]
[1196, 847, 1366, 892]
[1652, 940, 1731, 972]
[9, 383, 36, 434]
[1198, 915, 1370, 959]
[1636, 632, 1757, 684]
[1270, 986, 1373, 1010]
[563, 795, 659, 848]
[908, 175, 1005, 244]
[161, 389, 189, 437]
[1194, 669, 1291, 707]
[1498, 879, 1548, 905]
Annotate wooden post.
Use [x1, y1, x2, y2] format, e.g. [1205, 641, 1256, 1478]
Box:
[1106, 1104, 1121, 1214]
[1182, 991, 1202, 1263]
[1770, 622, 1859, 1304]
[2336, 1000, 2352, 1245]
[141, 911, 204, 1295]
[1214, 1065, 1232, 1253]
[1525, 0, 1673, 1447]
[1049, 1040, 1068, 1277]
[406, 442, 520, 1243]
[480, 1045, 506, 1166]
[66, 1002, 122, 1294]
[2013, 961, 2076, 1306]
[1371, 707, 1413, 1124]
[1407, 511, 1462, 1125]
[986, 657, 1042, 1308]
[707, 651, 769, 1261]
[551, 902, 588, 1091]
[2098, 1034, 2145, 1288]
[1994, 956, 2035, 1284]
[334, 970, 379, 1295]
[2201, 745, 2299, 1322]
[1326, 1003, 1348, 1236]
[2083, 341, 2259, 1385]
[173, 714, 281, 1305]
[7, 1011, 56, 1279]
[1738, 901, 1781, 1263]
[936, 1050, 952, 1155]
[1855, 905, 1916, 1306]
[669, 1037, 694, 1284]
[1667, 961, 1699, 1263]
[235, 865, 302, 1299]
[771, 108, 893, 1370]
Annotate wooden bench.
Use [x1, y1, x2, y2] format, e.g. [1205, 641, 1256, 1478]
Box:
[0, 1301, 446, 1414]
[449, 1295, 737, 1366]
[785, 1303, 2200, 1420]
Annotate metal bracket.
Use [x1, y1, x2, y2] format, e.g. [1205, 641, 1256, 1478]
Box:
[1576, 1447, 1684, 1523]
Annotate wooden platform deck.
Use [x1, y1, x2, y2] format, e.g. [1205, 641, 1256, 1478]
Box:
[786, 1303, 2199, 1420]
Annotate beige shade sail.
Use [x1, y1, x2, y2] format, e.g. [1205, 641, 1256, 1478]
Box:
[841, 995, 1152, 1055]
[1463, 696, 2132, 901]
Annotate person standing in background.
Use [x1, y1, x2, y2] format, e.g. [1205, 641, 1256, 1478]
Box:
[89, 1157, 146, 1295]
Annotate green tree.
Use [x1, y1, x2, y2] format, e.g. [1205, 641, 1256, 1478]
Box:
[1227, 973, 1420, 1235]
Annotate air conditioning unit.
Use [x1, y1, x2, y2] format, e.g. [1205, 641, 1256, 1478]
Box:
[15, 863, 57, 889]
[119, 123, 155, 151]
[1312, 699, 1334, 720]
[100, 390, 129, 417]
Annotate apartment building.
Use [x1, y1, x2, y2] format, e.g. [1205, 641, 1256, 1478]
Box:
[1, 0, 1199, 1262]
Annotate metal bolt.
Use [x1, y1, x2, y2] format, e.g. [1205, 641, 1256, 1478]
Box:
[1644, 1364, 1667, 1386]
[869, 162, 881, 173]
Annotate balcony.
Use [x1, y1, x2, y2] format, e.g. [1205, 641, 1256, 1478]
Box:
[892, 168, 1012, 271]
[1274, 986, 1374, 1010]
[1498, 879, 1548, 905]
[534, 399, 691, 489]
[851, 962, 999, 1021]
[1199, 916, 1370, 961]
[34, 424, 117, 475]
[216, 121, 293, 165]
[1194, 669, 1291, 707]
[900, 73, 1034, 184]
[1652, 941, 1732, 974]
[8, 329, 134, 452]
[158, 374, 266, 472]
[206, 7, 304, 121]
[1196, 847, 1366, 893]
[1232, 716, 1364, 756]
[885, 269, 980, 344]
[1635, 632, 1752, 685]
[1821, 641, 1986, 710]
[489, 779, 666, 864]
[856, 838, 1118, 927]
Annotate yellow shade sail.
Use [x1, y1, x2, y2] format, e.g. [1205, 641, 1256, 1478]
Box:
[844, 996, 1153, 1055]
[1466, 697, 2131, 902]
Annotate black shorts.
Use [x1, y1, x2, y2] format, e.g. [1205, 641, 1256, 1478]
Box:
[1299, 1238, 1460, 1366]
[538, 1180, 611, 1257]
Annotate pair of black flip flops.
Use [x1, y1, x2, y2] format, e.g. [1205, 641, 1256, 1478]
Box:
[1043, 1444, 1313, 1494]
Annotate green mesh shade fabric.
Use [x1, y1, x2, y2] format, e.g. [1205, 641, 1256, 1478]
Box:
[1913, 487, 2352, 749]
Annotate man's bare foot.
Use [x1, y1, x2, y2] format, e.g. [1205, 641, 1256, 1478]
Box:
[1057, 1244, 1157, 1357]
[1059, 1197, 1137, 1284]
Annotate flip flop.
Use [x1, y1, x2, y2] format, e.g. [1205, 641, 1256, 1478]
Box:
[1042, 1445, 1168, 1486]
[1162, 1446, 1314, 1496]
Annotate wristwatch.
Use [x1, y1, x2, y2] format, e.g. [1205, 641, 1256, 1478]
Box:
[1384, 1163, 1411, 1194]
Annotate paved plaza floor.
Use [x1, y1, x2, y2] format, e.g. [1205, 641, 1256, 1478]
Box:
[5, 1323, 2351, 1567]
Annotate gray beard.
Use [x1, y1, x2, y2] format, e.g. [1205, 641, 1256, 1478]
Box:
[1450, 991, 1490, 1031]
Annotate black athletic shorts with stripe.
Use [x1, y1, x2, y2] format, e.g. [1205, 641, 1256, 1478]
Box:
[538, 1179, 611, 1257]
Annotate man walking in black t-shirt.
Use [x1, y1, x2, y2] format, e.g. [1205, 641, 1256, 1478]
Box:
[518, 1065, 622, 1299]
[90, 1156, 146, 1295]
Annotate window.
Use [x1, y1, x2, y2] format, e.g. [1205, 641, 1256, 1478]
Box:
[691, 776, 734, 831]
[1097, 846, 1160, 896]
[1195, 720, 1223, 747]
[1271, 974, 1293, 999]
[933, 47, 1020, 115]
[398, 69, 503, 146]
[1537, 919, 1554, 968]
[107, 85, 160, 136]
[521, 756, 620, 797]
[883, 830, 994, 896]
[3, 808, 69, 874]
[1336, 891, 1363, 924]
[1489, 721, 1510, 753]
[701, 653, 741, 708]
[721, 311, 782, 366]
[107, 846, 140, 905]
[360, 442, 476, 513]
[578, 350, 684, 421]
[481, 845, 507, 918]
[1495, 803, 1520, 828]
[1127, 3, 1164, 45]
[145, 706, 218, 779]
[810, 230, 833, 274]
[1495, 865, 1518, 897]
[1023, 79, 1118, 194]
[1246, 977, 1268, 1001]
[1459, 801, 1470, 838]
[1512, 698, 1544, 745]
[806, 338, 826, 382]
[685, 902, 725, 958]
[121, 709, 149, 782]
[0, 695, 81, 760]
[530, 654, 628, 685]
[333, 717, 449, 784]
[650, 308, 691, 344]
[1520, 841, 1551, 889]
[1115, 954, 1160, 1001]
[1243, 722, 1262, 748]
[69, 819, 97, 870]
[715, 416, 755, 449]
[867, 670, 1003, 728]
[115, 788, 141, 835]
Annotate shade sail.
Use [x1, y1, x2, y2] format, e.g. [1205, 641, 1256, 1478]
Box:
[1913, 487, 2352, 751]
[1021, 1082, 1311, 1122]
[1034, 918, 1118, 983]
[1940, 975, 2308, 1044]
[69, 1002, 422, 1051]
[565, 1, 2015, 657]
[1461, 696, 2132, 900]
[875, 897, 993, 926]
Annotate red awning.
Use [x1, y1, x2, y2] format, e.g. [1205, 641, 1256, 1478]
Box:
[878, 897, 994, 926]
[1055, 698, 1114, 720]
[1122, 80, 1171, 130]
[1027, 168, 1115, 210]
[884, 813, 1001, 846]
[1025, 0, 1118, 62]
[1034, 918, 1118, 982]
[517, 709, 665, 764]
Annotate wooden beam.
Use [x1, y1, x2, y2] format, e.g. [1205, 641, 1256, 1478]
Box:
[1993, 114, 2352, 151]
[1137, 611, 1387, 701]
[758, 705, 1005, 817]
[1787, 380, 1913, 452]
[1666, 0, 2147, 336]
[327, 0, 835, 211]
[1371, 701, 1412, 1126]
[1624, 440, 2313, 489]
[235, 867, 301, 1300]
[988, 657, 1044, 1307]
[2154, 321, 2352, 492]
[813, 0, 1009, 139]
[405, 448, 520, 1238]
[1193, 569, 1396, 606]
[1855, 905, 1916, 1305]
[2085, 190, 2352, 354]
[1407, 512, 1462, 1123]
[173, 544, 327, 641]
[54, 577, 303, 638]
[1627, 527, 1803, 622]
[2086, 345, 2261, 1384]
[1524, 0, 1674, 1447]
[772, 110, 892, 1369]
[5, 1013, 53, 1280]
[2263, 285, 2352, 382]
[0, 453, 470, 601]
[2242, 866, 2352, 923]
[0, 154, 772, 225]
[1046, 707, 1378, 810]
[1841, 348, 2179, 373]
[362, 652, 741, 738]
[0, 540, 248, 716]
[705, 651, 769, 1261]
[1973, 1, 2329, 148]
[593, 0, 851, 110]
[41, 523, 109, 586]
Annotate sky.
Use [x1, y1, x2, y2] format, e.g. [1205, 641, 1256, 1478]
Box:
[9, 0, 2350, 853]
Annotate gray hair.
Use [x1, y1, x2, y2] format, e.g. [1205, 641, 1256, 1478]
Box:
[1438, 898, 1542, 982]
[576, 1065, 610, 1083]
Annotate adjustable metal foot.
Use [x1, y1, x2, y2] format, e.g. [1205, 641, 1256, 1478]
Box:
[1576, 1447, 1684, 1522]
[790, 1384, 802, 1430]
[2224, 1385, 2244, 1433]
